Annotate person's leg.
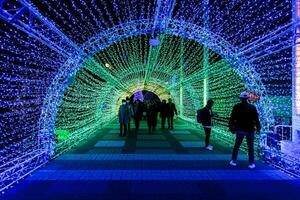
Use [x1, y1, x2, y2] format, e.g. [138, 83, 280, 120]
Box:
[120, 124, 123, 136]
[134, 116, 138, 131]
[231, 134, 244, 161]
[167, 117, 171, 129]
[153, 117, 157, 131]
[246, 133, 255, 163]
[136, 117, 140, 131]
[124, 123, 127, 136]
[150, 123, 154, 133]
[170, 116, 174, 129]
[128, 120, 131, 133]
[204, 128, 211, 147]
[161, 116, 165, 129]
[147, 118, 151, 133]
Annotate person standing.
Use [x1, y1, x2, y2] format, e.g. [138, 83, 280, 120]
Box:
[160, 100, 168, 129]
[119, 99, 130, 137]
[199, 99, 216, 151]
[229, 91, 261, 169]
[166, 98, 177, 130]
[126, 97, 133, 133]
[133, 100, 143, 132]
[146, 102, 158, 133]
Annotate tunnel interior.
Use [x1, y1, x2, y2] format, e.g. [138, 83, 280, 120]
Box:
[54, 35, 247, 149]
[0, 0, 298, 193]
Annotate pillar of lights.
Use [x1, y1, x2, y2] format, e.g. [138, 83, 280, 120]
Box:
[293, 0, 300, 143]
[203, 0, 210, 107]
[0, 0, 298, 192]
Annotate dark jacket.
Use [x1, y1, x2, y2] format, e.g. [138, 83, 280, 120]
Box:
[229, 102, 261, 133]
[160, 102, 168, 117]
[146, 104, 158, 120]
[167, 103, 177, 117]
[133, 102, 143, 118]
[201, 106, 214, 127]
[119, 104, 130, 124]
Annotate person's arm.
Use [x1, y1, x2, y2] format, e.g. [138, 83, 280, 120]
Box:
[173, 104, 178, 115]
[212, 109, 219, 117]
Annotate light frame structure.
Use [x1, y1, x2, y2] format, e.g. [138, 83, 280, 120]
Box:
[0, 0, 298, 192]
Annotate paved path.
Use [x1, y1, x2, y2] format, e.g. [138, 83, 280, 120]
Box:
[2, 120, 300, 200]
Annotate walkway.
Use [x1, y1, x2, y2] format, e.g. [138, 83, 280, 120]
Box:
[2, 120, 300, 200]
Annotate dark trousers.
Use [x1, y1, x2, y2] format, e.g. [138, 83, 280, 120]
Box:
[147, 118, 157, 132]
[161, 116, 166, 129]
[120, 124, 127, 136]
[203, 127, 211, 147]
[232, 132, 255, 163]
[167, 116, 174, 129]
[134, 116, 141, 131]
[127, 120, 131, 133]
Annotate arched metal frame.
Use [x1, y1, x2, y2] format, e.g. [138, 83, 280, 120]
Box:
[39, 18, 274, 157]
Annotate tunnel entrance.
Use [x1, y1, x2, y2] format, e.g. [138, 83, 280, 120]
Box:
[130, 90, 161, 104]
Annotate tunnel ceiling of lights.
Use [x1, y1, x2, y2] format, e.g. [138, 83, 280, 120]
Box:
[0, 0, 296, 191]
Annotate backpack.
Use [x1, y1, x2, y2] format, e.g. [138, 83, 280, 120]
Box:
[196, 109, 203, 123]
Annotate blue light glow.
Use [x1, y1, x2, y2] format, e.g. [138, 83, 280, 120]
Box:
[0, 0, 298, 192]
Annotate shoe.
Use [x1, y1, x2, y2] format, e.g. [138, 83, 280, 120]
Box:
[205, 145, 213, 151]
[248, 163, 256, 169]
[229, 160, 237, 167]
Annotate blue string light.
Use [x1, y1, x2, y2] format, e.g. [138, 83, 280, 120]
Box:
[0, 0, 298, 192]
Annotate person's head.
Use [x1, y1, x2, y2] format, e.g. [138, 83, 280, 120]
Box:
[168, 98, 172, 103]
[239, 91, 250, 103]
[162, 99, 166, 104]
[206, 99, 214, 109]
[126, 96, 130, 103]
[122, 99, 126, 105]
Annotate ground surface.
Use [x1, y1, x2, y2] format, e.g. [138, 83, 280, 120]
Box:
[2, 120, 300, 200]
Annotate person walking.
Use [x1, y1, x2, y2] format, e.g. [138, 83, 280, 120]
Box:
[119, 99, 130, 137]
[133, 99, 143, 132]
[198, 99, 216, 151]
[160, 100, 168, 129]
[126, 97, 133, 133]
[166, 98, 177, 130]
[146, 102, 158, 133]
[229, 91, 261, 169]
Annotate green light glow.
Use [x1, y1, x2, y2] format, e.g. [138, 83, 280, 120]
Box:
[55, 35, 247, 148]
[203, 79, 207, 107]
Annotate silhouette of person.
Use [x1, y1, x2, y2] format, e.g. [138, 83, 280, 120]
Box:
[229, 91, 261, 169]
[200, 99, 217, 151]
[133, 99, 143, 132]
[146, 102, 158, 133]
[166, 98, 177, 130]
[118, 99, 130, 137]
[126, 97, 133, 133]
[160, 100, 168, 129]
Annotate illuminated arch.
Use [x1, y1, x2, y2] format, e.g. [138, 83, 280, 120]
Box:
[39, 19, 274, 156]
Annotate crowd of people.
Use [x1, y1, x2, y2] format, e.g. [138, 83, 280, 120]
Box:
[118, 97, 177, 136]
[119, 91, 261, 169]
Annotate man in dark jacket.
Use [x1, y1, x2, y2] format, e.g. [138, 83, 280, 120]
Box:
[200, 99, 216, 151]
[166, 98, 177, 130]
[229, 91, 261, 169]
[119, 99, 130, 137]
